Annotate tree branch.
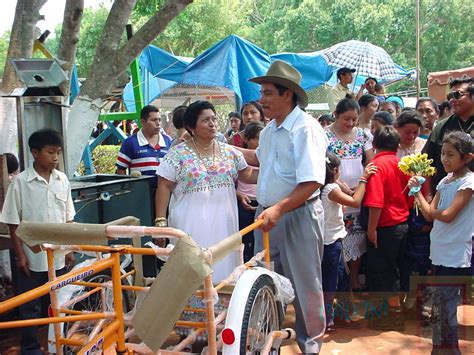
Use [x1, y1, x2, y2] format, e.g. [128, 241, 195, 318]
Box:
[1, 0, 46, 93]
[81, 0, 193, 99]
[57, 0, 84, 97]
[114, 0, 193, 82]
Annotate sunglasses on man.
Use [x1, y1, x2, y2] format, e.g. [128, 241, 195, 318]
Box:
[447, 91, 469, 100]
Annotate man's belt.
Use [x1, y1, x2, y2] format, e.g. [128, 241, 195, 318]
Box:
[261, 194, 320, 210]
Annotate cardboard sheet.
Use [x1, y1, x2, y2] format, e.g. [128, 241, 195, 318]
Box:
[132, 234, 212, 352]
[17, 221, 108, 246]
[209, 232, 242, 264]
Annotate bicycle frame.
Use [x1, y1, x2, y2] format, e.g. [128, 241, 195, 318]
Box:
[0, 220, 272, 354]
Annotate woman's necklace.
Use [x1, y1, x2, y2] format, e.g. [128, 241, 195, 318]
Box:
[192, 138, 216, 164]
[192, 137, 214, 151]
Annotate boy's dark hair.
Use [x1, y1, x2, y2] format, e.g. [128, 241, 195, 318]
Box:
[28, 128, 63, 151]
[5, 153, 19, 174]
[172, 105, 187, 130]
[442, 131, 474, 157]
[324, 151, 341, 186]
[365, 77, 378, 84]
[184, 101, 216, 133]
[372, 126, 400, 151]
[358, 94, 377, 108]
[374, 83, 384, 93]
[395, 109, 423, 128]
[335, 97, 360, 115]
[243, 121, 264, 141]
[140, 105, 159, 121]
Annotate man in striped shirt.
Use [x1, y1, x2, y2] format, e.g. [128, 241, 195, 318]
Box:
[116, 105, 172, 185]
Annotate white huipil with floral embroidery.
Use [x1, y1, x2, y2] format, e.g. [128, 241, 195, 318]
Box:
[156, 141, 248, 281]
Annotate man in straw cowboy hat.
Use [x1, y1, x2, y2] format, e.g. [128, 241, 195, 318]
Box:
[240, 60, 328, 353]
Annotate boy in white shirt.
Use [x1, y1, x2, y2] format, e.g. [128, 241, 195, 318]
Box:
[1, 128, 75, 354]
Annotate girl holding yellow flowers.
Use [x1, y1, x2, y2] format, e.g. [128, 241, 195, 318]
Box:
[397, 140, 437, 321]
[395, 111, 437, 319]
[407, 131, 473, 353]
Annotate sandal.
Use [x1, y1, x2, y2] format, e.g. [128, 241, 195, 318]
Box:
[325, 324, 337, 333]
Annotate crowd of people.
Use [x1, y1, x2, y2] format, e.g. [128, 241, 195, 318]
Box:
[0, 60, 472, 354]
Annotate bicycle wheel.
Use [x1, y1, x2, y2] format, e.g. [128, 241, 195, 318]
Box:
[62, 273, 114, 354]
[239, 274, 281, 354]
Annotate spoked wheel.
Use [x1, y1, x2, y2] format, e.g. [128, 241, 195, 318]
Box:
[62, 272, 133, 354]
[239, 275, 281, 354]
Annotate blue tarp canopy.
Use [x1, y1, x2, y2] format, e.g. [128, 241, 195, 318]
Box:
[123, 35, 413, 111]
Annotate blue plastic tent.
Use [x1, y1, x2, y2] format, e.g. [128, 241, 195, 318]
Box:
[122, 35, 413, 111]
[180, 35, 272, 105]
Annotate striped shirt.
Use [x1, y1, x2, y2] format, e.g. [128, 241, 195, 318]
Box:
[116, 129, 171, 176]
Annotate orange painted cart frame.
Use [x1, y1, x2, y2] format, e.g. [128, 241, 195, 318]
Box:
[0, 221, 279, 354]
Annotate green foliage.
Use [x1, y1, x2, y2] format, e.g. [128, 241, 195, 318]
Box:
[77, 145, 120, 175]
[2, 0, 473, 94]
[132, 0, 253, 56]
[45, 6, 110, 78]
[0, 32, 10, 77]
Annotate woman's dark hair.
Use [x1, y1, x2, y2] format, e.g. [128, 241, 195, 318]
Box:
[324, 151, 341, 186]
[229, 111, 244, 130]
[442, 131, 474, 157]
[335, 97, 360, 116]
[378, 100, 397, 112]
[5, 153, 19, 174]
[395, 109, 423, 128]
[415, 97, 440, 113]
[241, 101, 265, 122]
[372, 126, 400, 151]
[228, 111, 241, 120]
[358, 94, 377, 108]
[243, 121, 264, 140]
[184, 101, 216, 134]
[28, 128, 63, 151]
[172, 105, 187, 130]
[438, 100, 451, 114]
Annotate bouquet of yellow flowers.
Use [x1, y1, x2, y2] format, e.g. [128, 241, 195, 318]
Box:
[398, 153, 436, 178]
[398, 153, 436, 214]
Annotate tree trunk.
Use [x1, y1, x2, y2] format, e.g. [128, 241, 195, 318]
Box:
[1, 0, 47, 93]
[66, 0, 193, 176]
[80, 0, 193, 99]
[57, 0, 84, 97]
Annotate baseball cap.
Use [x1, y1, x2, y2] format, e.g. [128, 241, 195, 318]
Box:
[337, 67, 356, 79]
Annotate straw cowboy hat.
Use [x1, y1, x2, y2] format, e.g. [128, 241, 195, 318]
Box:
[249, 60, 308, 108]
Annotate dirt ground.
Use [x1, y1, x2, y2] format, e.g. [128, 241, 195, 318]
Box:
[281, 304, 474, 354]
[1, 303, 473, 354]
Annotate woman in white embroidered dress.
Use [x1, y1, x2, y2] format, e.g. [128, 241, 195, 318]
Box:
[155, 101, 255, 281]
